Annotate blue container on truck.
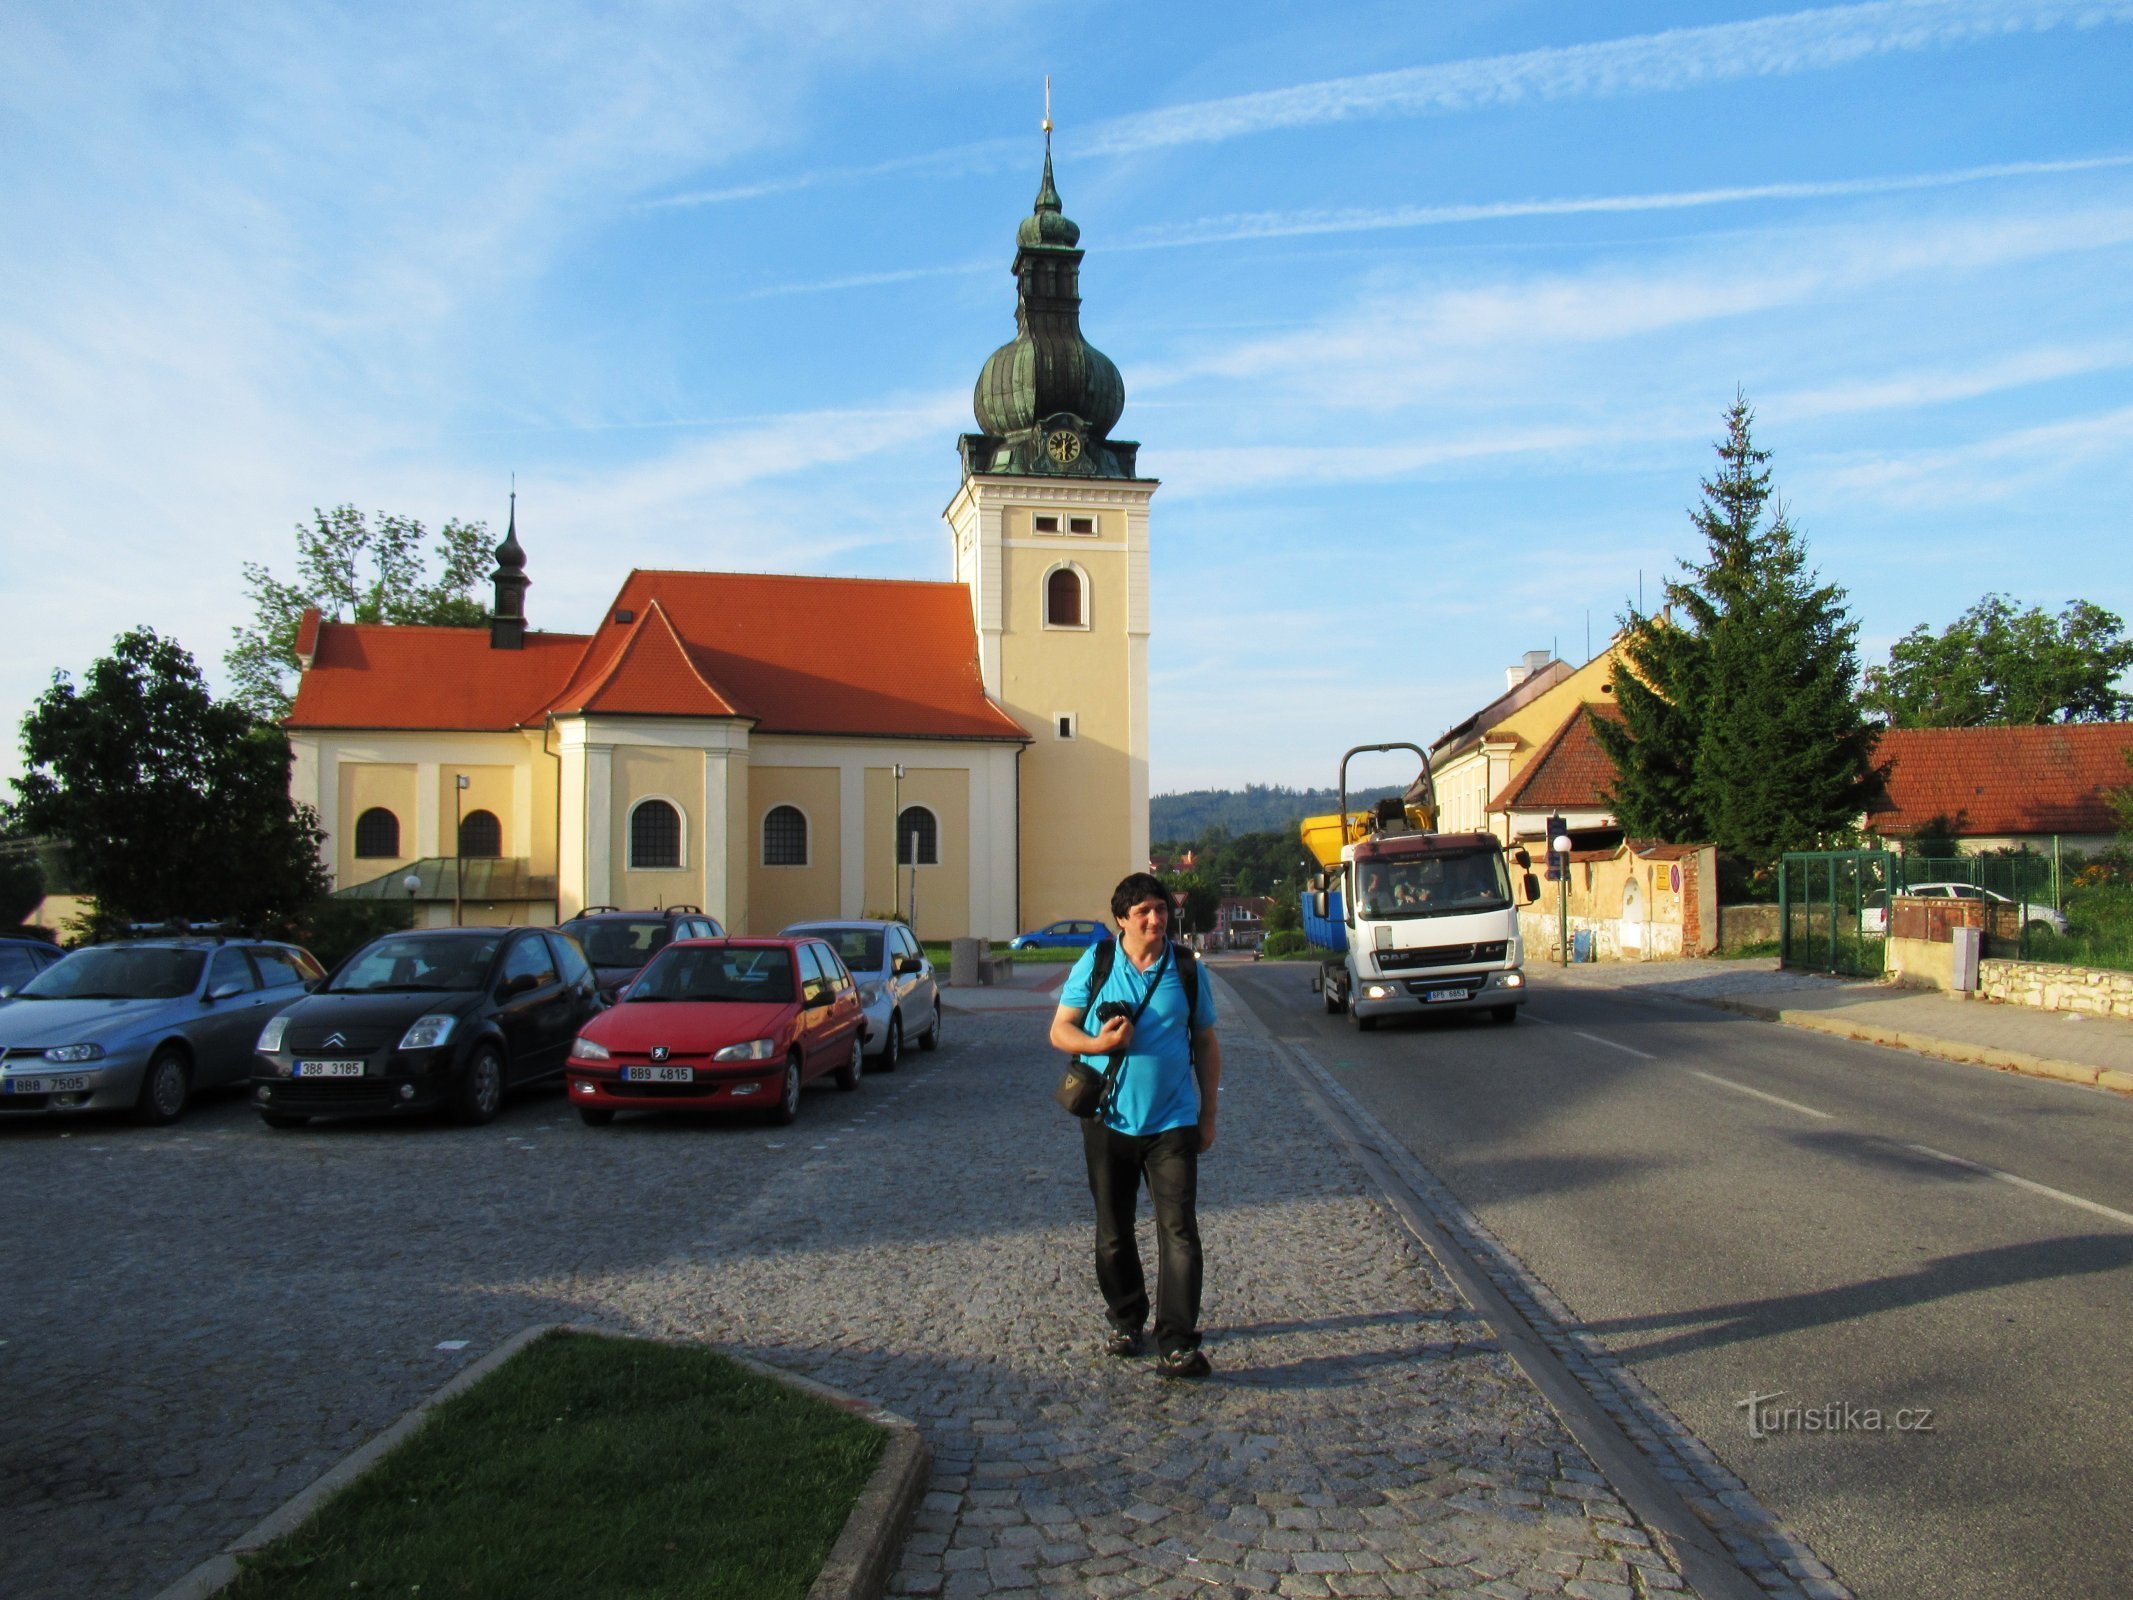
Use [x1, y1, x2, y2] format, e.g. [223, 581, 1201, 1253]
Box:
[1301, 889, 1347, 954]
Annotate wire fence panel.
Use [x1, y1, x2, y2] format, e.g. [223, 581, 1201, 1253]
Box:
[1780, 851, 1893, 976]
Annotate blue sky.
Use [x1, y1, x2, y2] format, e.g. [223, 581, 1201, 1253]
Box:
[4, 0, 2129, 797]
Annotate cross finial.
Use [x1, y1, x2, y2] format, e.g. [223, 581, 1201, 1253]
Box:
[1042, 75, 1052, 144]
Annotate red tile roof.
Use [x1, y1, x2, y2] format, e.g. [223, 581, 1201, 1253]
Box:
[1866, 724, 2133, 837]
[287, 624, 589, 730]
[1489, 702, 1624, 814]
[288, 570, 1029, 743]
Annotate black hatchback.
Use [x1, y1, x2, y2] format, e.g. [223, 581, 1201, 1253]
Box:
[250, 926, 599, 1127]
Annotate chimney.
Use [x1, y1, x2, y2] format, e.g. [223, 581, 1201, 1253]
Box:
[490, 492, 529, 650]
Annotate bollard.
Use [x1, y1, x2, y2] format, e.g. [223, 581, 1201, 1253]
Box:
[950, 936, 984, 988]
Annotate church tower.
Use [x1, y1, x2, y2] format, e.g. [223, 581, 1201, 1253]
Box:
[944, 140, 1153, 929]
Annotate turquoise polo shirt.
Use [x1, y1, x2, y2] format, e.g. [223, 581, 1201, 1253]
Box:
[1060, 940, 1217, 1137]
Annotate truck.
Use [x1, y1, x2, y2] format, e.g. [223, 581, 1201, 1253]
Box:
[1303, 742, 1541, 1030]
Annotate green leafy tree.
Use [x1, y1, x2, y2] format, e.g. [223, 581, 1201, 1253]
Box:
[0, 845, 44, 927]
[1595, 396, 1876, 863]
[227, 505, 493, 720]
[9, 629, 331, 928]
[1861, 596, 2133, 726]
[1160, 871, 1221, 937]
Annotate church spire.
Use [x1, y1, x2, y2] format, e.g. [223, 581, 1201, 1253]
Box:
[490, 488, 529, 651]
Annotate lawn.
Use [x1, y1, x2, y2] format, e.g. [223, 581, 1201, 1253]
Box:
[222, 1330, 885, 1600]
[920, 940, 1082, 965]
[2023, 883, 2133, 973]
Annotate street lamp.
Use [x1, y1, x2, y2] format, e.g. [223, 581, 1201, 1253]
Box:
[402, 872, 422, 929]
[1551, 828, 1574, 966]
[891, 763, 905, 927]
[453, 774, 469, 927]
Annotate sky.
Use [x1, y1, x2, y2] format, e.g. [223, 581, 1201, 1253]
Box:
[3, 0, 2130, 799]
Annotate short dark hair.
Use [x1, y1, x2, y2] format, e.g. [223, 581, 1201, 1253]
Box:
[1111, 872, 1171, 922]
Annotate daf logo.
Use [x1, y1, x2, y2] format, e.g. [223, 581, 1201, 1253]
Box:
[649, 1045, 670, 1063]
[324, 1032, 348, 1049]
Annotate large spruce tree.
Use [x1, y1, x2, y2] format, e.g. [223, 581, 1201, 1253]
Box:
[1596, 396, 1877, 863]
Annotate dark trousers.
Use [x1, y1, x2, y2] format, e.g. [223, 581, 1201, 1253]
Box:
[1081, 1121, 1202, 1355]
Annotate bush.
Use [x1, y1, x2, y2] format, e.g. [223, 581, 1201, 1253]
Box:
[1260, 930, 1312, 959]
[281, 898, 415, 971]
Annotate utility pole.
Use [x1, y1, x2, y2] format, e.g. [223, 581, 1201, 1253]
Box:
[453, 774, 469, 927]
[891, 764, 905, 923]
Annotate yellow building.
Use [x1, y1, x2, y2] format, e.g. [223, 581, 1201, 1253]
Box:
[1428, 639, 1628, 848]
[285, 149, 1152, 939]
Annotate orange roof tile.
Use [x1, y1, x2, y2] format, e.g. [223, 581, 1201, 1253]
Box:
[1866, 724, 2133, 837]
[1489, 702, 1624, 814]
[286, 623, 589, 730]
[552, 600, 738, 718]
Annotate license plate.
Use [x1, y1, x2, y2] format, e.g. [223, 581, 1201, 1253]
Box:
[623, 1065, 694, 1083]
[1422, 988, 1470, 1004]
[294, 1060, 365, 1077]
[5, 1076, 88, 1094]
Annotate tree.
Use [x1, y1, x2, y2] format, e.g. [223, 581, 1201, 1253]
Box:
[227, 505, 493, 720]
[9, 629, 331, 928]
[1160, 871, 1220, 937]
[1861, 596, 2133, 727]
[1594, 395, 1877, 863]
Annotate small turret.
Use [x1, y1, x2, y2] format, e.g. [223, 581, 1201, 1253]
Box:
[490, 492, 529, 650]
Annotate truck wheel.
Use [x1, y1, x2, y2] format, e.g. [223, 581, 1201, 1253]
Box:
[1491, 1005, 1518, 1025]
[1349, 999, 1377, 1033]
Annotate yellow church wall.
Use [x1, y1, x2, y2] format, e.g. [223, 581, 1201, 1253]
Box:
[1493, 645, 1622, 756]
[746, 766, 841, 934]
[608, 744, 706, 910]
[337, 763, 417, 885]
[434, 764, 514, 858]
[861, 766, 970, 941]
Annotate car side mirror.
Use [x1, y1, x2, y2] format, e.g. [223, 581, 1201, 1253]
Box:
[208, 981, 246, 1002]
[498, 973, 536, 999]
[1523, 873, 1541, 904]
[893, 954, 919, 975]
[0, 984, 15, 1000]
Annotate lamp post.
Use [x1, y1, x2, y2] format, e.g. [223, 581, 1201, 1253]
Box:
[891, 763, 905, 924]
[402, 872, 422, 930]
[453, 774, 469, 927]
[1551, 828, 1574, 966]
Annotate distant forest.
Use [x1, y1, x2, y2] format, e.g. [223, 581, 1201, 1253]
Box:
[1150, 783, 1402, 844]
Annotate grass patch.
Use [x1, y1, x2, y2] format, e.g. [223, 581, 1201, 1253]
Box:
[920, 941, 1083, 965]
[224, 1331, 885, 1600]
[1714, 938, 1781, 961]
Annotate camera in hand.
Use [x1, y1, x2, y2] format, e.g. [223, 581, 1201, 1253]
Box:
[1094, 1000, 1134, 1025]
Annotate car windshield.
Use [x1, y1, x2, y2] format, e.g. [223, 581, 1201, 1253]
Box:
[1358, 851, 1512, 919]
[567, 919, 675, 967]
[18, 946, 205, 1000]
[330, 935, 501, 993]
[628, 946, 795, 1003]
[787, 927, 884, 972]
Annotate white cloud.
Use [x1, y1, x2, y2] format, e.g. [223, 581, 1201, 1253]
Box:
[1811, 403, 2133, 506]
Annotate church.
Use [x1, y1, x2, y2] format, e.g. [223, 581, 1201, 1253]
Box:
[284, 149, 1153, 941]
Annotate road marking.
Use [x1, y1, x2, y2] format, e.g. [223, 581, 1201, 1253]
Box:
[1907, 1143, 2133, 1229]
[1572, 1030, 1656, 1060]
[1518, 1011, 1556, 1025]
[1686, 1069, 1833, 1120]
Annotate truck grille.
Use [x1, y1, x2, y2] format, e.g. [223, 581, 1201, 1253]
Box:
[1376, 941, 1507, 971]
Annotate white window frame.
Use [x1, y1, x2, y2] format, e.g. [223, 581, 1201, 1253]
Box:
[895, 803, 941, 868]
[627, 795, 689, 870]
[1067, 514, 1096, 536]
[1053, 712, 1077, 741]
[1041, 561, 1092, 631]
[761, 803, 811, 868]
[1031, 512, 1061, 534]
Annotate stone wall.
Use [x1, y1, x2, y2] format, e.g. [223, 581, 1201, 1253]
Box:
[1977, 958, 2133, 1020]
[1717, 903, 1779, 948]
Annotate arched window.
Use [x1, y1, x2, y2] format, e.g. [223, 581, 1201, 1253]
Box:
[353, 808, 400, 859]
[629, 799, 682, 869]
[896, 806, 938, 866]
[1045, 565, 1086, 628]
[458, 809, 501, 858]
[763, 805, 808, 866]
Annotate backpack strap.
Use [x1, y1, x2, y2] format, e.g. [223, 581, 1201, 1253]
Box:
[1090, 937, 1116, 992]
[1174, 945, 1201, 1065]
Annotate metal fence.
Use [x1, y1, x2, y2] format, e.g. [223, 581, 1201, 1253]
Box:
[1780, 850, 1895, 976]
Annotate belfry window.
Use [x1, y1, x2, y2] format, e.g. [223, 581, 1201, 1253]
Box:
[630, 800, 682, 869]
[1046, 567, 1085, 628]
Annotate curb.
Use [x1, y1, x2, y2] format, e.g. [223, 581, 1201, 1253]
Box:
[150, 1324, 929, 1600]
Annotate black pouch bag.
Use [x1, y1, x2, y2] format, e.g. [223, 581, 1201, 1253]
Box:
[1052, 944, 1170, 1118]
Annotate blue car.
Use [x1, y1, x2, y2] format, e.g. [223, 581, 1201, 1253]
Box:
[0, 936, 323, 1125]
[1008, 918, 1110, 952]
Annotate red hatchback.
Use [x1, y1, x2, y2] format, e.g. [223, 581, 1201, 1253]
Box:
[565, 937, 866, 1127]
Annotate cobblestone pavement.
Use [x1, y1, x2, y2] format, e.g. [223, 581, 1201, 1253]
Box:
[5, 984, 1697, 1600]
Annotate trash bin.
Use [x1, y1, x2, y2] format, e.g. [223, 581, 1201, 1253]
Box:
[1572, 929, 1594, 964]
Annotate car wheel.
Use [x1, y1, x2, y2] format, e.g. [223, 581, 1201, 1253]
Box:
[132, 1047, 190, 1126]
[878, 1013, 902, 1072]
[576, 1106, 615, 1128]
[455, 1045, 505, 1126]
[260, 1112, 309, 1130]
[769, 1053, 802, 1125]
[919, 1003, 941, 1051]
[834, 1035, 864, 1091]
[1491, 1005, 1518, 1025]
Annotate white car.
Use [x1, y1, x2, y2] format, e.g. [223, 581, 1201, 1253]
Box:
[778, 920, 940, 1070]
[1861, 883, 2067, 937]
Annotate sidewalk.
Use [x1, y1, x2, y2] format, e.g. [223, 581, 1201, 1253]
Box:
[1542, 957, 2133, 1095]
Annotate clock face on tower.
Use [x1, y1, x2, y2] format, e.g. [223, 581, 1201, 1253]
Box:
[1045, 429, 1082, 466]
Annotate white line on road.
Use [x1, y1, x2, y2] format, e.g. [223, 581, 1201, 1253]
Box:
[1907, 1143, 2133, 1229]
[1572, 1030, 1656, 1060]
[1686, 1069, 1833, 1120]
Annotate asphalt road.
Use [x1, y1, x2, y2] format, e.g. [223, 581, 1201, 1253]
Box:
[1220, 957, 2133, 1600]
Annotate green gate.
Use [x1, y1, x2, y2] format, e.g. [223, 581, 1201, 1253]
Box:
[1780, 850, 1895, 976]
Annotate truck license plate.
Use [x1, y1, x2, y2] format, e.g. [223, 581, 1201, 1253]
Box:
[5, 1075, 89, 1094]
[294, 1060, 365, 1077]
[623, 1065, 693, 1083]
[1422, 988, 1468, 1004]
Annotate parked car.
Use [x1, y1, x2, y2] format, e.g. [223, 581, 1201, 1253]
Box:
[782, 919, 941, 1069]
[0, 936, 323, 1124]
[1008, 918, 1109, 952]
[0, 935, 65, 1000]
[251, 925, 600, 1128]
[1860, 883, 2068, 937]
[565, 936, 865, 1127]
[555, 905, 725, 1003]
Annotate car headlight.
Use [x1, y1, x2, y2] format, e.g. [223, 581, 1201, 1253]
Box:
[258, 1015, 291, 1052]
[858, 980, 886, 1007]
[398, 1014, 457, 1051]
[43, 1043, 104, 1064]
[712, 1037, 779, 1063]
[569, 1035, 610, 1061]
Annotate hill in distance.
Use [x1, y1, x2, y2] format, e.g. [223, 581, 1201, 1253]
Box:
[1151, 783, 1403, 844]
